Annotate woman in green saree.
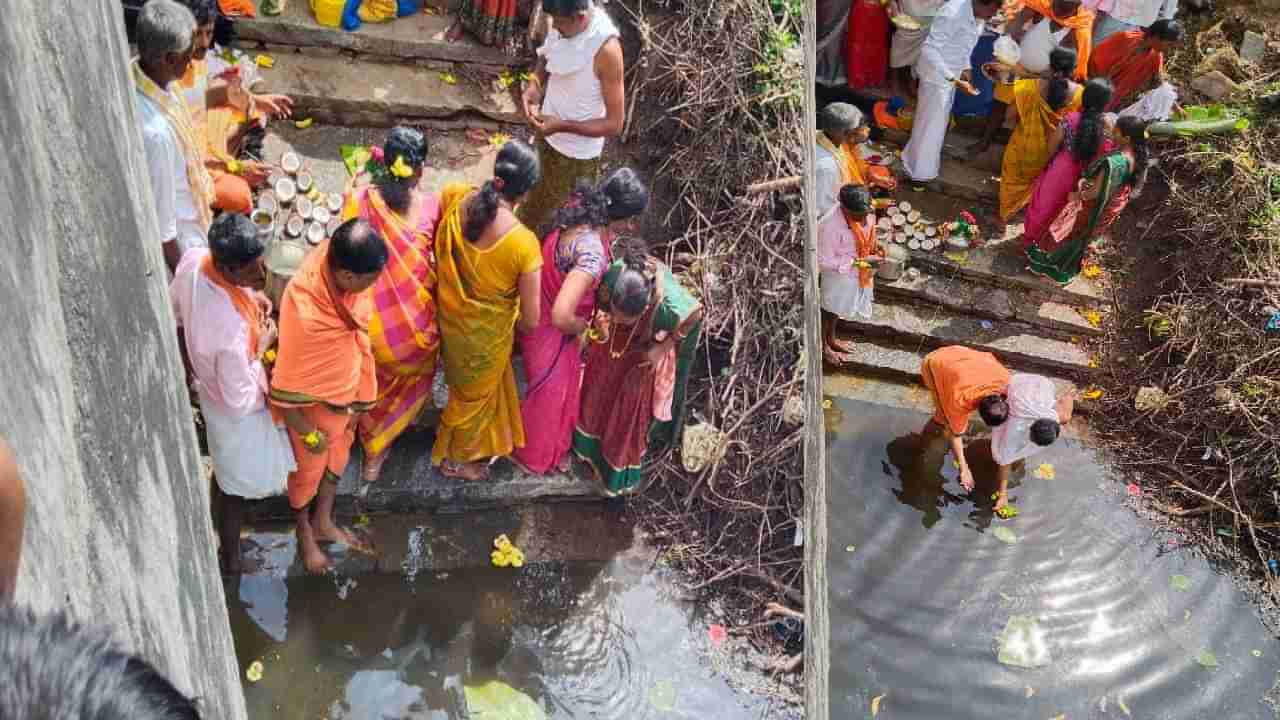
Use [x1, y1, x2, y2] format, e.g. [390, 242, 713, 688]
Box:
[573, 237, 703, 496]
[1026, 115, 1152, 286]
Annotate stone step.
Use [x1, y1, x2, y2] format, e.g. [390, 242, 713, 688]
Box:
[236, 0, 525, 68]
[254, 49, 523, 128]
[903, 241, 1104, 308]
[823, 339, 1096, 414]
[877, 267, 1102, 341]
[834, 298, 1097, 379]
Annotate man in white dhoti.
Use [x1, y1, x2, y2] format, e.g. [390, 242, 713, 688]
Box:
[901, 0, 1001, 190]
[170, 213, 296, 573]
[888, 0, 946, 98]
[989, 373, 1074, 509]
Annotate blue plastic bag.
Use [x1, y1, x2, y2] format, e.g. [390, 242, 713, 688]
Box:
[341, 0, 362, 31]
[398, 0, 422, 14]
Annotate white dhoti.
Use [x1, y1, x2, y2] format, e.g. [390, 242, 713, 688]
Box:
[821, 270, 875, 319]
[199, 389, 295, 500]
[890, 23, 932, 69]
[990, 373, 1059, 466]
[901, 79, 956, 182]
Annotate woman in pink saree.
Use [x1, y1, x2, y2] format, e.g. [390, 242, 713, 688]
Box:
[512, 168, 649, 475]
[1022, 78, 1113, 247]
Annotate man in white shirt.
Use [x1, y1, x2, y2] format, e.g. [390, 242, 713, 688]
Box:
[133, 0, 213, 274]
[901, 0, 1002, 190]
[888, 0, 947, 98]
[519, 0, 625, 234]
[1090, 0, 1177, 45]
[170, 214, 295, 574]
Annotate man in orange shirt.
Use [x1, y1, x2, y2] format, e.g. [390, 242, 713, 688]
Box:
[271, 219, 386, 573]
[919, 346, 1011, 494]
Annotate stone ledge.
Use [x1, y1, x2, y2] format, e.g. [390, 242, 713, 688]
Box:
[904, 243, 1104, 307]
[236, 0, 527, 67]
[835, 299, 1096, 379]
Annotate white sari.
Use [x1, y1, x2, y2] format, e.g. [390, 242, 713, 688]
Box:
[991, 373, 1060, 466]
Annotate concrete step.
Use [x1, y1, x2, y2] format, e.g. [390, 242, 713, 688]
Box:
[877, 267, 1102, 341]
[823, 339, 1095, 414]
[834, 299, 1097, 379]
[254, 50, 523, 128]
[236, 0, 525, 68]
[903, 241, 1104, 308]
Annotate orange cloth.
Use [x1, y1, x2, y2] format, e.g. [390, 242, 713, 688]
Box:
[846, 210, 881, 289]
[919, 346, 1011, 435]
[284, 405, 353, 509]
[271, 241, 377, 409]
[199, 253, 262, 361]
[1089, 30, 1163, 111]
[1014, 0, 1094, 81]
[218, 0, 256, 16]
[211, 169, 253, 214]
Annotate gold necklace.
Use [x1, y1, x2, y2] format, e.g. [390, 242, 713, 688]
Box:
[609, 315, 642, 359]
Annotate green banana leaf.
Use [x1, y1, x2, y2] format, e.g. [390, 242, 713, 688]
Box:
[1150, 104, 1250, 137]
[463, 680, 547, 720]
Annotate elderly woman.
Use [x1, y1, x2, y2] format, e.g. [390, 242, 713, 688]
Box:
[573, 237, 703, 496]
[512, 168, 649, 475]
[816, 103, 897, 218]
[432, 141, 544, 481]
[341, 127, 443, 485]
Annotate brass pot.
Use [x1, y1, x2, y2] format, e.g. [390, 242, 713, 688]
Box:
[877, 243, 909, 282]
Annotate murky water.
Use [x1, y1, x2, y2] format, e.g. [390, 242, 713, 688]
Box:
[826, 396, 1280, 719]
[226, 506, 792, 719]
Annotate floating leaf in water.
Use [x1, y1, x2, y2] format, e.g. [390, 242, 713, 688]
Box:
[1000, 592, 1014, 603]
[1184, 609, 1191, 622]
[1171, 575, 1191, 592]
[993, 527, 1018, 544]
[245, 660, 264, 683]
[845, 545, 856, 553]
[1034, 463, 1056, 480]
[464, 680, 547, 719]
[439, 71, 458, 85]
[871, 693, 886, 716]
[1118, 695, 1131, 716]
[997, 616, 1052, 668]
[648, 679, 677, 712]
[1253, 649, 1263, 657]
[1196, 650, 1219, 668]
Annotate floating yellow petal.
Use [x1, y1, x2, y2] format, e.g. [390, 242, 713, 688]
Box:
[489, 132, 511, 148]
[871, 693, 886, 717]
[1118, 696, 1131, 716]
[254, 54, 274, 68]
[302, 430, 321, 448]
[294, 118, 314, 129]
[440, 71, 458, 85]
[389, 155, 414, 179]
[1083, 309, 1103, 328]
[1034, 463, 1055, 480]
[1082, 388, 1103, 400]
[246, 660, 264, 683]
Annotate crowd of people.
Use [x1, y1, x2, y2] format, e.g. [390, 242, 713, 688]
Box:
[818, 0, 1176, 503]
[133, 0, 700, 575]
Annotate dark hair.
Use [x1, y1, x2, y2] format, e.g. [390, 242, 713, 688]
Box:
[1147, 18, 1183, 43]
[207, 213, 263, 269]
[818, 102, 865, 134]
[551, 168, 649, 230]
[463, 140, 541, 243]
[838, 183, 872, 213]
[1071, 78, 1113, 163]
[1030, 419, 1061, 446]
[542, 0, 591, 16]
[1045, 47, 1077, 111]
[978, 395, 1010, 427]
[0, 604, 202, 719]
[377, 126, 428, 214]
[328, 218, 388, 275]
[1115, 116, 1152, 196]
[608, 237, 655, 317]
[175, 0, 218, 25]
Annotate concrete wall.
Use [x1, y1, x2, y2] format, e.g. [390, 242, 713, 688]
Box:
[0, 2, 247, 719]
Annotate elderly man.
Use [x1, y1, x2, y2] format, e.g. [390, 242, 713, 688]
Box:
[1090, 18, 1183, 111]
[816, 103, 896, 215]
[271, 219, 386, 574]
[0, 436, 23, 603]
[170, 213, 295, 574]
[901, 0, 1001, 190]
[174, 0, 292, 215]
[133, 0, 211, 273]
[518, 0, 625, 233]
[990, 373, 1074, 509]
[919, 345, 1011, 494]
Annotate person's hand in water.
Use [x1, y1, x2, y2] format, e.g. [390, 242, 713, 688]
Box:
[958, 462, 975, 492]
[993, 490, 1008, 510]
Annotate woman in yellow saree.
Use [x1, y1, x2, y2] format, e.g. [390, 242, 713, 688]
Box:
[433, 140, 544, 481]
[341, 127, 444, 484]
[999, 47, 1083, 221]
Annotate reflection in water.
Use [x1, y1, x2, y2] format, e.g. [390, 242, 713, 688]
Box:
[226, 517, 776, 720]
[827, 396, 1280, 719]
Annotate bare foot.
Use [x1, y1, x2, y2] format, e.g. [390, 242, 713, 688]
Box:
[302, 544, 332, 575]
[828, 336, 858, 354]
[823, 344, 853, 365]
[445, 19, 464, 43]
[441, 460, 488, 481]
[556, 455, 572, 473]
[313, 521, 373, 555]
[362, 450, 389, 484]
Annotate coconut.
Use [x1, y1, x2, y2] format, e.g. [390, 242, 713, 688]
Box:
[898, 201, 913, 214]
[295, 196, 313, 220]
[908, 238, 921, 250]
[281, 152, 302, 174]
[286, 215, 305, 237]
[892, 214, 906, 227]
[257, 193, 277, 215]
[312, 207, 331, 226]
[925, 226, 938, 237]
[327, 193, 343, 213]
[306, 222, 325, 246]
[894, 231, 908, 244]
[275, 177, 296, 204]
[296, 172, 314, 193]
[878, 217, 893, 231]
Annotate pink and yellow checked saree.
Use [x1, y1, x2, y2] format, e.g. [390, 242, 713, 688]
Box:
[341, 185, 443, 467]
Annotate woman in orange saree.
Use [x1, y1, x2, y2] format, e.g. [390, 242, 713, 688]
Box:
[1088, 19, 1183, 112]
[432, 141, 544, 481]
[341, 127, 443, 484]
[999, 47, 1082, 221]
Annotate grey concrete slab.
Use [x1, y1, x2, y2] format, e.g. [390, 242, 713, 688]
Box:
[905, 241, 1105, 307]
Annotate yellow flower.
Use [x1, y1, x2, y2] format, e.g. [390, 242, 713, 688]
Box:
[489, 132, 511, 148]
[254, 54, 274, 69]
[1082, 264, 1102, 279]
[1034, 463, 1056, 480]
[439, 71, 458, 85]
[491, 534, 524, 568]
[1082, 387, 1104, 400]
[490, 550, 509, 567]
[303, 430, 321, 448]
[246, 660, 264, 683]
[293, 118, 314, 129]
[497, 71, 515, 89]
[262, 348, 277, 365]
[226, 159, 242, 174]
[389, 155, 414, 179]
[822, 399, 832, 409]
[494, 534, 512, 551]
[995, 504, 1019, 519]
[1082, 309, 1102, 328]
[1088, 355, 1100, 368]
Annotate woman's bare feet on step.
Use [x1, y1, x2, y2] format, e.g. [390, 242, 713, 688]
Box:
[297, 526, 332, 575]
[362, 450, 389, 484]
[445, 19, 465, 43]
[441, 459, 489, 481]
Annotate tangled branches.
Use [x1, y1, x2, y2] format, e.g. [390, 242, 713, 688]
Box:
[611, 0, 807, 663]
[1091, 10, 1280, 590]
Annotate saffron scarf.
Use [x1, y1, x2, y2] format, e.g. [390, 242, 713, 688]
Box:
[1014, 0, 1094, 81]
[844, 210, 879, 289]
[132, 59, 215, 234]
[199, 254, 263, 362]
